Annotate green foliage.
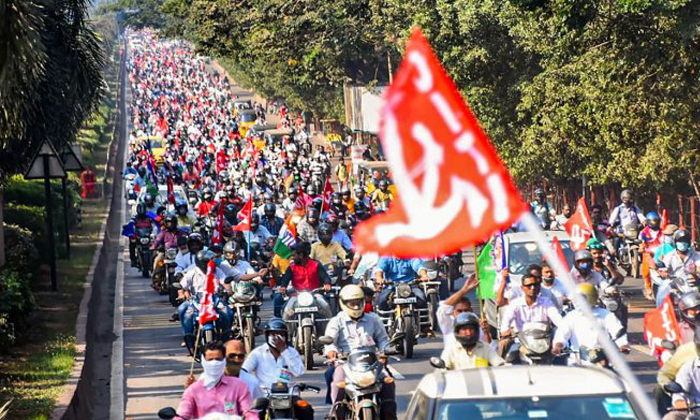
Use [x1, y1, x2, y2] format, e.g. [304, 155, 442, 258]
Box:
[0, 268, 35, 348]
[4, 224, 40, 276]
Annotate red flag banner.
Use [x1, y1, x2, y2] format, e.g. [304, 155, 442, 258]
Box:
[212, 203, 226, 244]
[322, 177, 334, 212]
[661, 209, 669, 230]
[548, 236, 570, 278]
[564, 198, 594, 251]
[216, 149, 227, 174]
[353, 28, 526, 257]
[198, 260, 219, 325]
[233, 200, 253, 232]
[644, 295, 681, 353]
[166, 175, 175, 205]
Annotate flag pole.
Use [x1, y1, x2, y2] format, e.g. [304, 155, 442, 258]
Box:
[519, 212, 660, 420]
[472, 246, 484, 321]
[189, 323, 203, 377]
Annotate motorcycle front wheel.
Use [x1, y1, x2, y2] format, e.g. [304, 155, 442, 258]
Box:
[361, 405, 375, 420]
[403, 316, 414, 359]
[630, 248, 640, 279]
[243, 316, 255, 354]
[303, 325, 314, 370]
[428, 293, 439, 333]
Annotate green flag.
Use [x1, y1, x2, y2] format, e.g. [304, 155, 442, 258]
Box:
[144, 174, 158, 197]
[476, 240, 497, 299]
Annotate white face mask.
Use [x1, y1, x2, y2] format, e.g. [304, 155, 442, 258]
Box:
[201, 358, 226, 390]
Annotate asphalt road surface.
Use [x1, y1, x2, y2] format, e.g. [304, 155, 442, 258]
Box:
[114, 76, 660, 420]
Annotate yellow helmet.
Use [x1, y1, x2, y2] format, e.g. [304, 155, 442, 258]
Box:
[577, 282, 599, 306]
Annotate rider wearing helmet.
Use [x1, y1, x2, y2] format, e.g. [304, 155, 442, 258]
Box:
[175, 200, 196, 230]
[660, 229, 700, 286]
[677, 292, 700, 344]
[175, 232, 205, 275]
[297, 207, 321, 243]
[310, 223, 348, 266]
[608, 189, 645, 233]
[553, 283, 629, 360]
[152, 213, 186, 278]
[323, 285, 396, 418]
[196, 187, 218, 217]
[260, 203, 284, 236]
[178, 250, 232, 351]
[442, 312, 504, 370]
[354, 186, 370, 209]
[242, 318, 305, 391]
[128, 203, 155, 266]
[220, 240, 268, 285]
[640, 211, 664, 299]
[371, 179, 393, 211]
[143, 192, 157, 214]
[325, 214, 353, 251]
[571, 249, 609, 289]
[246, 213, 272, 249]
[329, 191, 348, 218]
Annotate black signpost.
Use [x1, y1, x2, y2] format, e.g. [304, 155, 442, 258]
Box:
[25, 140, 66, 291]
[59, 145, 84, 259]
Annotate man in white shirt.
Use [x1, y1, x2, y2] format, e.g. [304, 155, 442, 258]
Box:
[242, 318, 305, 389]
[541, 262, 569, 310]
[662, 333, 700, 420]
[436, 273, 485, 351]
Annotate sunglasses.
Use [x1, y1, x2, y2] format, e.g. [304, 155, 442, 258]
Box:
[227, 353, 245, 360]
[522, 282, 541, 289]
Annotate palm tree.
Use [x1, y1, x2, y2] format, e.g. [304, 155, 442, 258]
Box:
[0, 0, 105, 266]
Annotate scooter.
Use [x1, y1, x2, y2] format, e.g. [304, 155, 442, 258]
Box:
[228, 280, 260, 354]
[253, 382, 320, 420]
[506, 321, 558, 365]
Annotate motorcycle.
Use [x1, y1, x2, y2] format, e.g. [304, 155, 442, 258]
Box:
[253, 382, 320, 420]
[377, 280, 427, 359]
[661, 381, 700, 419]
[158, 403, 259, 420]
[228, 280, 260, 354]
[420, 261, 446, 333]
[617, 223, 641, 278]
[280, 287, 334, 370]
[176, 288, 224, 360]
[438, 252, 463, 293]
[506, 321, 557, 365]
[320, 337, 394, 420]
[135, 227, 153, 278]
[152, 247, 178, 296]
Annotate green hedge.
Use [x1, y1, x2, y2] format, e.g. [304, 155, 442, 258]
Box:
[4, 224, 40, 275]
[0, 268, 35, 349]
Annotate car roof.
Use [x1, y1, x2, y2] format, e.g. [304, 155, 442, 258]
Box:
[239, 109, 257, 115]
[417, 366, 628, 400]
[505, 230, 570, 244]
[264, 129, 293, 136]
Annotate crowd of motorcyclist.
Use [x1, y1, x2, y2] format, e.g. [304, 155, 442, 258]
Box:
[123, 31, 700, 420]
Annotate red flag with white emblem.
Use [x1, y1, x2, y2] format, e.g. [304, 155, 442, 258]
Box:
[166, 175, 175, 205]
[548, 236, 570, 278]
[564, 198, 594, 251]
[232, 199, 253, 232]
[644, 295, 680, 360]
[211, 202, 226, 244]
[198, 260, 219, 325]
[322, 177, 334, 212]
[353, 28, 526, 257]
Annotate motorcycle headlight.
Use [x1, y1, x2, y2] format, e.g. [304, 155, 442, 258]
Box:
[298, 292, 314, 307]
[165, 248, 178, 259]
[604, 299, 619, 312]
[396, 283, 412, 299]
[348, 370, 377, 389]
[139, 237, 150, 244]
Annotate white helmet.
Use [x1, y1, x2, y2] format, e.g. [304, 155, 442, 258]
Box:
[339, 285, 365, 320]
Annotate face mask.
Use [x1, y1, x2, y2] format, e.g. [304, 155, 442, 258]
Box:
[201, 359, 226, 390]
[677, 242, 690, 253]
[594, 256, 604, 265]
[543, 276, 555, 284]
[577, 262, 592, 274]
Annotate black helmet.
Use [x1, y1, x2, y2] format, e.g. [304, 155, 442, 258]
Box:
[354, 201, 368, 215]
[187, 232, 204, 248]
[680, 292, 700, 325]
[674, 229, 692, 244]
[331, 192, 343, 206]
[164, 213, 178, 230]
[263, 317, 288, 335]
[202, 187, 213, 200]
[144, 193, 154, 206]
[318, 222, 333, 238]
[195, 249, 215, 273]
[453, 312, 480, 347]
[574, 249, 594, 263]
[264, 203, 277, 217]
[224, 204, 237, 221]
[251, 213, 260, 229]
[136, 203, 146, 216]
[378, 179, 389, 189]
[306, 208, 320, 222]
[224, 184, 235, 197]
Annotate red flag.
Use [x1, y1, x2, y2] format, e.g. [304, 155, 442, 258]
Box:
[232, 200, 253, 232]
[322, 177, 334, 212]
[211, 203, 226, 245]
[216, 149, 227, 174]
[353, 28, 526, 257]
[564, 198, 594, 251]
[660, 209, 669, 230]
[198, 260, 219, 325]
[166, 176, 175, 205]
[548, 236, 570, 278]
[644, 295, 681, 355]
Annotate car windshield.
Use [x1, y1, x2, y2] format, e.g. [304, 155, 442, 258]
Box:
[508, 240, 574, 276]
[240, 113, 256, 122]
[436, 395, 638, 420]
[150, 139, 163, 149]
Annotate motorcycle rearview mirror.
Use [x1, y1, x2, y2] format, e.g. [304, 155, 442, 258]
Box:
[318, 336, 335, 346]
[661, 339, 677, 351]
[172, 282, 182, 289]
[664, 381, 684, 394]
[251, 397, 270, 411]
[157, 407, 178, 419]
[429, 357, 446, 369]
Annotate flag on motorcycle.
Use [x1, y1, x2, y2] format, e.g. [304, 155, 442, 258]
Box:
[352, 28, 526, 257]
[212, 201, 226, 244]
[322, 177, 334, 212]
[548, 236, 570, 277]
[564, 198, 594, 251]
[216, 149, 227, 174]
[199, 260, 219, 325]
[166, 175, 175, 205]
[643, 294, 681, 359]
[273, 216, 297, 259]
[232, 199, 253, 232]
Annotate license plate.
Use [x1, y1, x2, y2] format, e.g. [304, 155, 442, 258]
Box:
[394, 297, 416, 304]
[295, 306, 318, 313]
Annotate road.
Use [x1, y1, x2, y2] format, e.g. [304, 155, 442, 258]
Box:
[113, 78, 660, 420]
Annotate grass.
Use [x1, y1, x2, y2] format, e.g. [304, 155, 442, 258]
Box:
[0, 43, 120, 420]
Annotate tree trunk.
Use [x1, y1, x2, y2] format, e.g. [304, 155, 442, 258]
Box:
[0, 186, 6, 267]
[689, 170, 700, 205]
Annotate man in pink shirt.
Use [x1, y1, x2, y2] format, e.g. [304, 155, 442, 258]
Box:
[177, 341, 258, 420]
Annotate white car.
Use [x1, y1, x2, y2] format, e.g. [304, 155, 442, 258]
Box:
[405, 365, 646, 420]
[131, 184, 186, 213]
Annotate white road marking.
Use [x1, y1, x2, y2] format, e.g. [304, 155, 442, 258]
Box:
[387, 365, 405, 380]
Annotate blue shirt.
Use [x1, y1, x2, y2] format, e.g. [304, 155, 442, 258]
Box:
[332, 230, 353, 250]
[376, 257, 425, 283]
